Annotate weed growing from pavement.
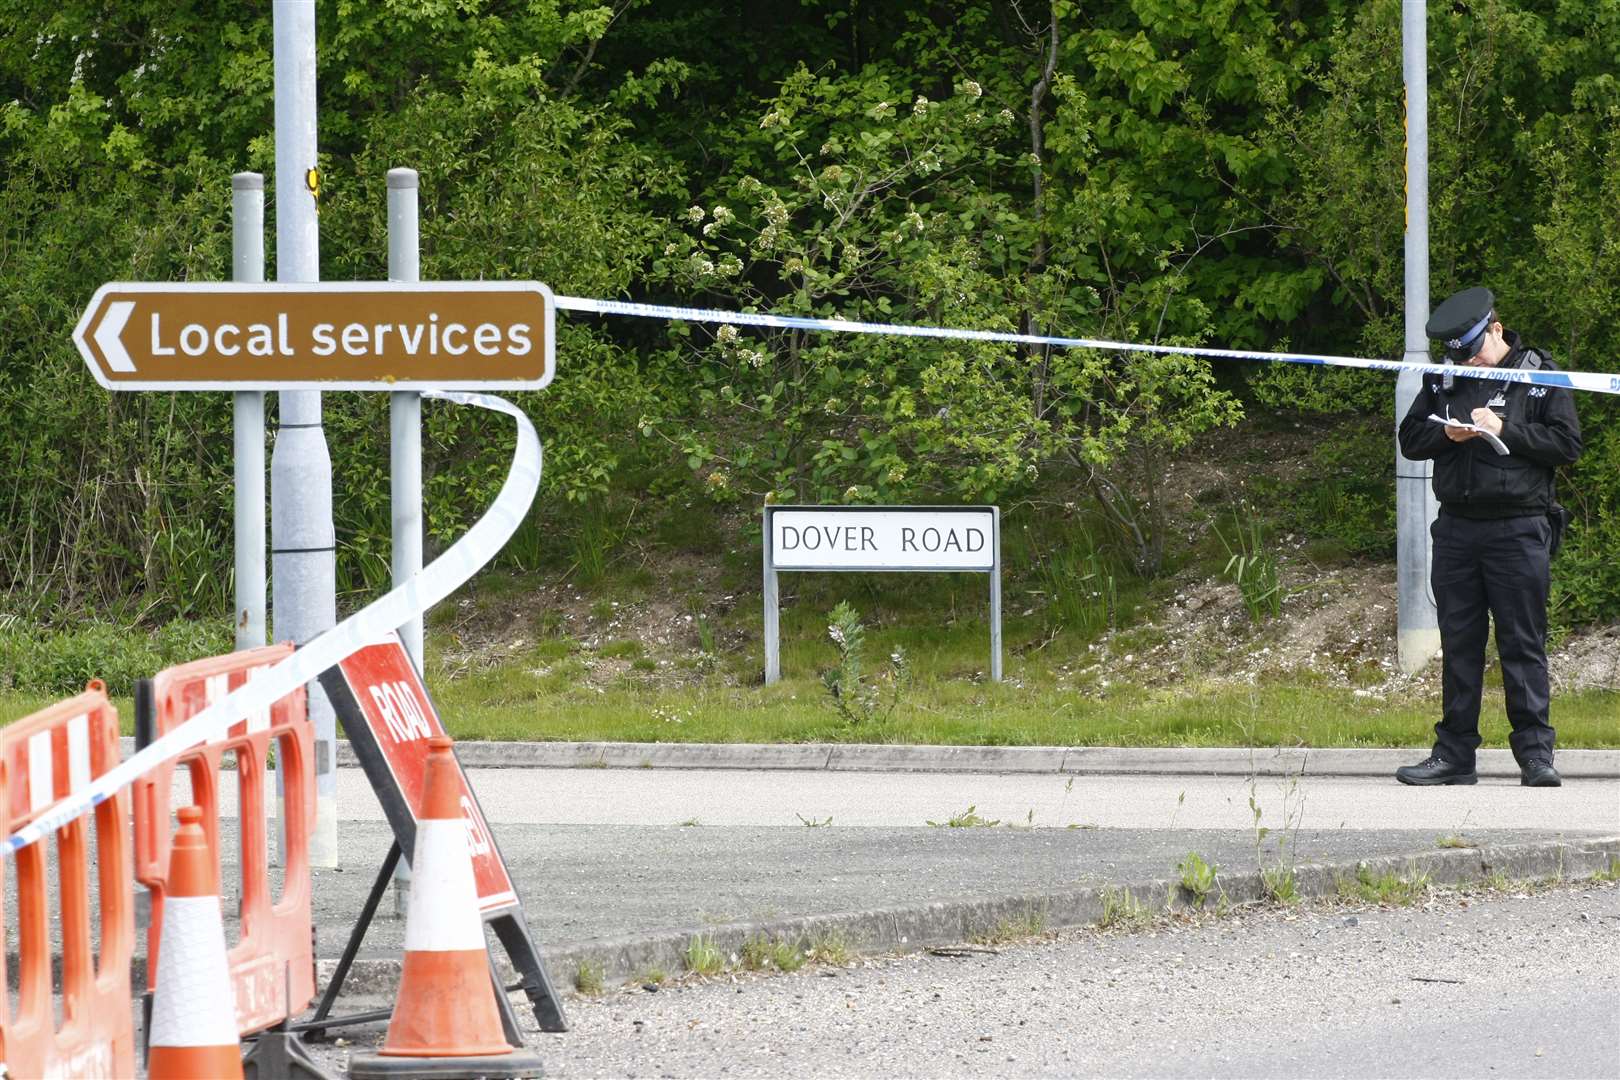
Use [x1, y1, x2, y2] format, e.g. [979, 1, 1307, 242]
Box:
[1435, 834, 1474, 849]
[805, 929, 851, 966]
[638, 967, 669, 986]
[1592, 857, 1620, 883]
[1336, 863, 1431, 905]
[1238, 711, 1306, 906]
[683, 935, 724, 976]
[1096, 887, 1153, 931]
[927, 804, 1002, 828]
[1261, 863, 1301, 906]
[574, 961, 605, 996]
[969, 905, 1048, 945]
[740, 936, 808, 973]
[677, 817, 702, 827]
[796, 813, 832, 827]
[1177, 852, 1221, 907]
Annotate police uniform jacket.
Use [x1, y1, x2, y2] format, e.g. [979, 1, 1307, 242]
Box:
[1397, 330, 1582, 519]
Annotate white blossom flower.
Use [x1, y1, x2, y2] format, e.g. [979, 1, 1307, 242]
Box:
[711, 205, 735, 226]
[716, 324, 740, 345]
[843, 486, 861, 501]
[998, 108, 1016, 124]
[913, 94, 929, 116]
[960, 80, 983, 98]
[686, 205, 705, 223]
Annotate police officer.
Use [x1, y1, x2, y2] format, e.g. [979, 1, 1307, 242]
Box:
[1396, 287, 1582, 787]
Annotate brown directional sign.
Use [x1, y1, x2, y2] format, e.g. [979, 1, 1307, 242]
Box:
[72, 281, 554, 390]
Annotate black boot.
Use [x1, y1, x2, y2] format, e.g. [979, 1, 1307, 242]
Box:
[1520, 758, 1562, 787]
[1395, 755, 1478, 786]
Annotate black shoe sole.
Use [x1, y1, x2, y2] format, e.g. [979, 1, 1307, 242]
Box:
[1521, 776, 1563, 787]
[1396, 771, 1479, 786]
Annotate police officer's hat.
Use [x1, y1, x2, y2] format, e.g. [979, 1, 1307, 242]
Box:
[1426, 286, 1497, 362]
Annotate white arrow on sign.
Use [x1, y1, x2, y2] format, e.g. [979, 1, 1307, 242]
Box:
[91, 300, 137, 372]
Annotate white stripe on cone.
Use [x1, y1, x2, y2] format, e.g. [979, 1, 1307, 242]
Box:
[148, 896, 240, 1047]
[402, 820, 486, 953]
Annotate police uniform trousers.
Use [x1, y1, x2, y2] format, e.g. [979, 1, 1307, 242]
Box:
[1430, 511, 1555, 767]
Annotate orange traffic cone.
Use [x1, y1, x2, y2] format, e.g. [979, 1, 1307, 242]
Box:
[348, 736, 543, 1079]
[147, 804, 244, 1080]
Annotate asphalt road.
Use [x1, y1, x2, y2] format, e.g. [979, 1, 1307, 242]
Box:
[309, 880, 1620, 1079]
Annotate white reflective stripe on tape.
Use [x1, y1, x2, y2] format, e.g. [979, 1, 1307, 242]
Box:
[403, 819, 487, 953]
[66, 713, 91, 794]
[147, 895, 239, 1047]
[554, 295, 1620, 396]
[28, 730, 52, 813]
[3, 392, 541, 858]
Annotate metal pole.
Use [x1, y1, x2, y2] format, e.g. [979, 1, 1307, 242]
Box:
[763, 508, 780, 685]
[388, 169, 424, 672]
[271, 0, 339, 867]
[989, 508, 1002, 682]
[232, 173, 266, 654]
[387, 166, 422, 915]
[1397, 0, 1441, 673]
[232, 172, 275, 867]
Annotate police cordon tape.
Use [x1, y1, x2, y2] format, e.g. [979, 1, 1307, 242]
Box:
[0, 389, 541, 858]
[554, 295, 1620, 396]
[8, 296, 1615, 854]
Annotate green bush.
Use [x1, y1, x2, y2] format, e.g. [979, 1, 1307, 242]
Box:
[0, 618, 233, 697]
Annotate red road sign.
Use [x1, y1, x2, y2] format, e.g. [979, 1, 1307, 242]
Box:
[72, 281, 554, 390]
[326, 634, 518, 914]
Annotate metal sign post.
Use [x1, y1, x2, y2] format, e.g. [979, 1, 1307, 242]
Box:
[763, 505, 1001, 684]
[271, 0, 338, 868]
[231, 174, 267, 655]
[1397, 0, 1441, 673]
[387, 166, 423, 918]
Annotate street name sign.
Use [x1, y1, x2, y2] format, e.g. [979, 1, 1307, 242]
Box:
[73, 281, 554, 390]
[762, 505, 1002, 684]
[769, 506, 996, 571]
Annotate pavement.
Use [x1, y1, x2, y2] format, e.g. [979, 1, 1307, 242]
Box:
[185, 740, 1620, 1028]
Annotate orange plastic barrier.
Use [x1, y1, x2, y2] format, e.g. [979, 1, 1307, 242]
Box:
[0, 681, 136, 1079]
[133, 643, 317, 1037]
